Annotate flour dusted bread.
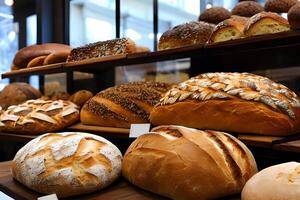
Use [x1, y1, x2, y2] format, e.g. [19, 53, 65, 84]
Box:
[150, 72, 300, 136]
[0, 99, 79, 134]
[158, 21, 215, 50]
[81, 82, 171, 128]
[244, 12, 290, 37]
[122, 125, 257, 200]
[12, 132, 122, 197]
[242, 162, 300, 200]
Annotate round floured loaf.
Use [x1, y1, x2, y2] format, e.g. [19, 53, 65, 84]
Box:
[242, 162, 300, 200]
[122, 125, 257, 200]
[150, 72, 300, 136]
[0, 99, 79, 134]
[12, 132, 122, 197]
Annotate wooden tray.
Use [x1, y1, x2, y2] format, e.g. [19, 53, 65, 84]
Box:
[0, 161, 240, 200]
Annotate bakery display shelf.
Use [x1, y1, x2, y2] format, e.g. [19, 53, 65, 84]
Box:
[0, 161, 241, 200]
[3, 30, 300, 79]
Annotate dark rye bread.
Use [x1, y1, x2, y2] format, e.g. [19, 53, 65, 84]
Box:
[80, 82, 172, 128]
[122, 125, 257, 200]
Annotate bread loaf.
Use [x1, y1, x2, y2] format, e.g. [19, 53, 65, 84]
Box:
[198, 7, 231, 24]
[244, 12, 290, 37]
[80, 82, 171, 128]
[0, 83, 42, 109]
[67, 38, 136, 62]
[150, 72, 300, 136]
[122, 125, 257, 200]
[69, 90, 93, 107]
[158, 21, 215, 50]
[265, 0, 298, 13]
[12, 43, 71, 68]
[0, 99, 79, 134]
[12, 132, 122, 197]
[209, 15, 249, 43]
[288, 3, 300, 30]
[242, 162, 300, 200]
[232, 1, 264, 17]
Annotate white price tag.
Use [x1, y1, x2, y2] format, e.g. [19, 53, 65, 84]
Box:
[37, 194, 58, 200]
[0, 191, 14, 200]
[129, 124, 151, 138]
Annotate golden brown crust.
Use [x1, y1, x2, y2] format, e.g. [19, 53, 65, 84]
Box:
[43, 50, 71, 65]
[67, 38, 136, 62]
[265, 0, 298, 13]
[288, 3, 300, 30]
[244, 11, 290, 36]
[198, 7, 231, 24]
[150, 72, 300, 136]
[232, 1, 264, 17]
[80, 82, 172, 128]
[26, 55, 47, 68]
[158, 21, 215, 50]
[122, 125, 257, 200]
[134, 46, 150, 53]
[69, 90, 94, 107]
[13, 43, 71, 68]
[209, 15, 249, 43]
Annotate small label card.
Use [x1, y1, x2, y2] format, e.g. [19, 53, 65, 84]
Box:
[38, 194, 58, 200]
[129, 124, 151, 138]
[0, 191, 14, 200]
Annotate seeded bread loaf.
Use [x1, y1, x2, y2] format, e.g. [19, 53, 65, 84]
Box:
[0, 99, 79, 134]
[80, 82, 172, 128]
[209, 15, 249, 43]
[158, 21, 215, 50]
[123, 125, 257, 200]
[67, 38, 136, 62]
[244, 12, 290, 37]
[12, 132, 122, 197]
[242, 162, 300, 200]
[150, 72, 300, 136]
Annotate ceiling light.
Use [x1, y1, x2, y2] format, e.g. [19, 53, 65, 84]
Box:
[206, 3, 212, 9]
[4, 0, 14, 6]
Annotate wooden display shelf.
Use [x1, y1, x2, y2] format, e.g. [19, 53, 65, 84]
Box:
[0, 161, 240, 200]
[2, 30, 300, 79]
[238, 134, 283, 148]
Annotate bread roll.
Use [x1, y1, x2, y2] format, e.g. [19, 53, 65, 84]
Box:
[122, 125, 257, 200]
[265, 0, 298, 13]
[198, 7, 231, 24]
[27, 55, 46, 68]
[150, 72, 300, 136]
[232, 1, 264, 17]
[158, 21, 215, 50]
[244, 12, 290, 37]
[242, 162, 300, 200]
[50, 91, 71, 100]
[43, 50, 71, 65]
[0, 83, 42, 109]
[13, 43, 71, 68]
[69, 90, 94, 107]
[0, 99, 79, 134]
[288, 3, 300, 30]
[67, 38, 136, 62]
[12, 132, 122, 197]
[80, 82, 171, 128]
[209, 15, 249, 43]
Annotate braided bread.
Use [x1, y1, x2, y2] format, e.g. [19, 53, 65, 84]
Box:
[12, 132, 122, 197]
[150, 72, 300, 136]
[0, 99, 79, 134]
[80, 82, 172, 128]
[122, 125, 257, 200]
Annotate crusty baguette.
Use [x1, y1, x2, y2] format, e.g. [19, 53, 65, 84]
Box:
[123, 125, 257, 200]
[150, 72, 300, 136]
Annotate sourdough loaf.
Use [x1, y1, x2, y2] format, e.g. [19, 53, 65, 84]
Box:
[158, 21, 215, 50]
[80, 82, 171, 128]
[12, 132, 122, 197]
[0, 99, 79, 134]
[122, 125, 257, 200]
[150, 72, 300, 136]
[242, 162, 300, 200]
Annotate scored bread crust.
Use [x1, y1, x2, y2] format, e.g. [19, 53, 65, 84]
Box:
[150, 72, 300, 136]
[122, 125, 257, 200]
[13, 43, 71, 68]
[158, 21, 215, 50]
[209, 15, 249, 43]
[244, 11, 290, 36]
[12, 132, 122, 197]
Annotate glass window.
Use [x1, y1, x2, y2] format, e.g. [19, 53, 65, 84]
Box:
[0, 4, 18, 90]
[70, 0, 116, 47]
